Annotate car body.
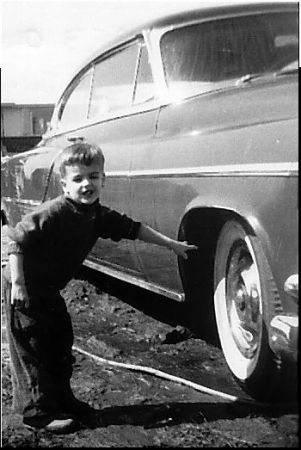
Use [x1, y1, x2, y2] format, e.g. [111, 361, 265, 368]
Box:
[1, 1, 298, 401]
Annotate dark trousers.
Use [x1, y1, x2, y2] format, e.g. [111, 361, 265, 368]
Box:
[3, 278, 75, 421]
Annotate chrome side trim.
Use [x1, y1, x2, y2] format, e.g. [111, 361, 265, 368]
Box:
[106, 162, 298, 179]
[83, 258, 185, 302]
[1, 197, 41, 207]
[2, 162, 297, 205]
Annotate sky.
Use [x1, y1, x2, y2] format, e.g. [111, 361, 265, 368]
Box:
[1, 0, 202, 104]
[1, 0, 300, 105]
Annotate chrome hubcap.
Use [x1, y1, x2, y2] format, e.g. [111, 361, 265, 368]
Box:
[226, 243, 262, 359]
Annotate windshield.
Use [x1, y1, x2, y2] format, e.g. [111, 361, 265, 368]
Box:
[160, 12, 298, 98]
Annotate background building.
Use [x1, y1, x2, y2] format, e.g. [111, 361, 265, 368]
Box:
[1, 103, 54, 154]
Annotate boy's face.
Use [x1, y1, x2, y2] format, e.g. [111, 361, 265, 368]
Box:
[61, 163, 105, 205]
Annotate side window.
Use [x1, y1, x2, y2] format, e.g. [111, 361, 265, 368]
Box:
[89, 43, 139, 119]
[133, 44, 154, 104]
[59, 69, 93, 128]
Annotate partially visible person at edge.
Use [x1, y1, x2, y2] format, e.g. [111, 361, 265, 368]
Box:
[2, 142, 198, 434]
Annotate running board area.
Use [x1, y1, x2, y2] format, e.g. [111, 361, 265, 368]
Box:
[83, 259, 185, 302]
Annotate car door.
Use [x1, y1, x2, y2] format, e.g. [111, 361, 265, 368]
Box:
[84, 40, 155, 276]
[45, 38, 156, 277]
[128, 40, 185, 295]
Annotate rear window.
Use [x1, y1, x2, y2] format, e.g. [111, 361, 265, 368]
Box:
[160, 12, 298, 97]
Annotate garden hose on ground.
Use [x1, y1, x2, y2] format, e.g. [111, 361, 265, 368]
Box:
[73, 345, 270, 408]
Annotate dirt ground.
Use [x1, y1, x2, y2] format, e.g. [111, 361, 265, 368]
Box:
[1, 257, 298, 448]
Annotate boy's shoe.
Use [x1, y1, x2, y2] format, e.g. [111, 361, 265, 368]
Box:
[24, 413, 77, 434]
[44, 417, 77, 433]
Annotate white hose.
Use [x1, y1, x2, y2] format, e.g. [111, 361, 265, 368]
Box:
[72, 345, 270, 408]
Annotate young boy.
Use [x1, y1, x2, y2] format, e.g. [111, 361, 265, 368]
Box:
[2, 142, 197, 433]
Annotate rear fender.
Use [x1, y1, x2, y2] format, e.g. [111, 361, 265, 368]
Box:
[181, 195, 271, 259]
[177, 199, 272, 338]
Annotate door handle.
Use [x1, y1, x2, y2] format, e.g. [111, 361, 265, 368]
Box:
[67, 136, 85, 143]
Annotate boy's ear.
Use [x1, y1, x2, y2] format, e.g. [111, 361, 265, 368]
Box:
[102, 173, 106, 187]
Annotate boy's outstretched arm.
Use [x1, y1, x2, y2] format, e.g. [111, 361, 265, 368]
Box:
[137, 224, 198, 259]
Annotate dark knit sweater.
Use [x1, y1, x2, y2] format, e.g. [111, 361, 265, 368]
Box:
[5, 195, 141, 290]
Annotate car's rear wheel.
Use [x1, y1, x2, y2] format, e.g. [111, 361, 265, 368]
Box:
[214, 220, 284, 402]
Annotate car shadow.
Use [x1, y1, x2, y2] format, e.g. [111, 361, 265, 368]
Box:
[79, 400, 298, 430]
[78, 266, 219, 345]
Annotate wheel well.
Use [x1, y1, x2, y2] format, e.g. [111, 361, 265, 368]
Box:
[178, 207, 250, 339]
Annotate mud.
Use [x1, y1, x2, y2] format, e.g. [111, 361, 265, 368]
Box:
[1, 264, 298, 447]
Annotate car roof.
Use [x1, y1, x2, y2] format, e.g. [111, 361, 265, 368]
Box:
[60, 1, 297, 98]
[86, 1, 296, 58]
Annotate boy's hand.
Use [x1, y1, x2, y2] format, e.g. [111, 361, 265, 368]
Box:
[168, 240, 198, 259]
[137, 224, 197, 259]
[11, 282, 29, 308]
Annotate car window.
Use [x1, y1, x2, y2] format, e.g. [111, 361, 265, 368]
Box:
[133, 44, 154, 104]
[160, 12, 298, 98]
[88, 43, 139, 119]
[58, 68, 93, 128]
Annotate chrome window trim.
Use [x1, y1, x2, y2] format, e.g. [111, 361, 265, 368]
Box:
[57, 66, 94, 125]
[52, 35, 161, 136]
[105, 162, 298, 179]
[49, 100, 162, 139]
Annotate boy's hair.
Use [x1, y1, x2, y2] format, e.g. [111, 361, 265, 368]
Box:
[58, 143, 105, 177]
